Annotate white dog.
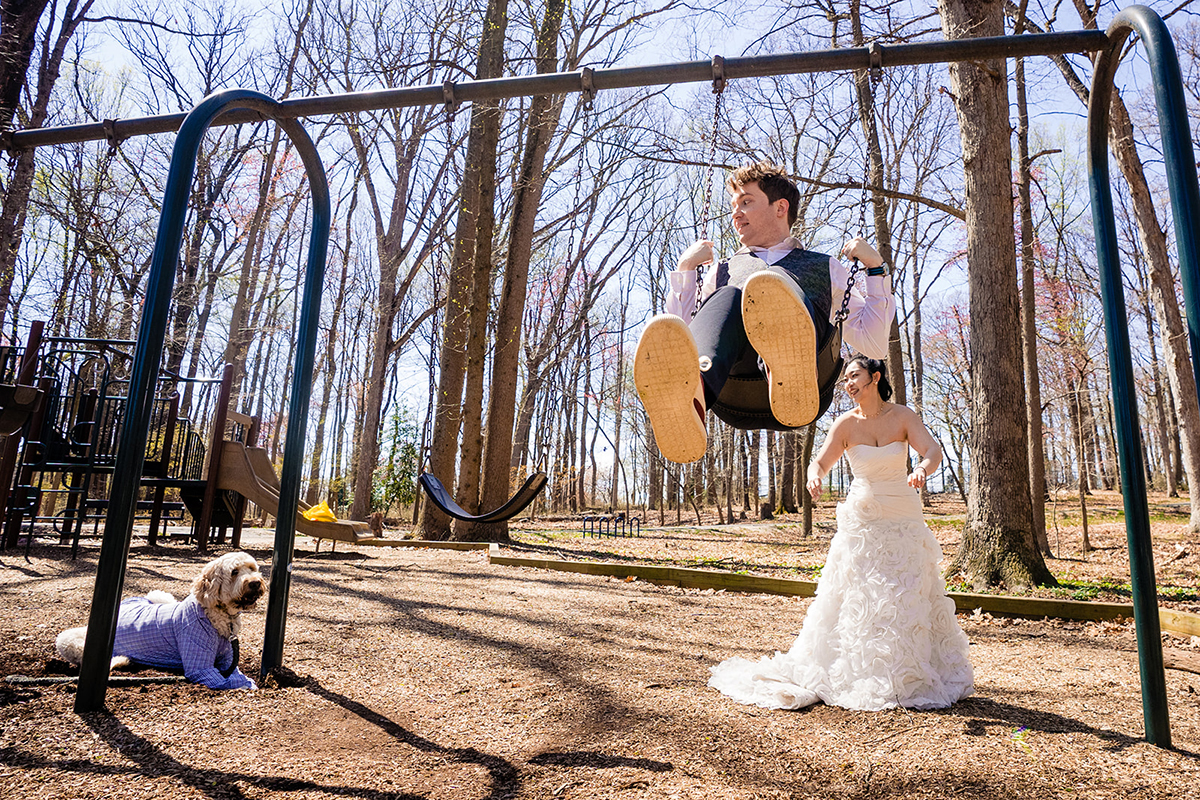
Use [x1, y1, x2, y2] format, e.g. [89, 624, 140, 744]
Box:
[56, 551, 264, 689]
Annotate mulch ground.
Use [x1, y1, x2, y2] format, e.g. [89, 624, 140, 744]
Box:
[1, 489, 1198, 799]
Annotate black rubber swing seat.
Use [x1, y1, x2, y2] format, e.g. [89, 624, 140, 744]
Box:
[418, 471, 547, 524]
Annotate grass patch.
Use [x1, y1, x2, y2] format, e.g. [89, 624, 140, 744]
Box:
[1049, 577, 1130, 601]
[1045, 575, 1197, 602]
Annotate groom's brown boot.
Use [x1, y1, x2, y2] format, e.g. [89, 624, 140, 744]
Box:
[741, 272, 819, 427]
[634, 314, 707, 464]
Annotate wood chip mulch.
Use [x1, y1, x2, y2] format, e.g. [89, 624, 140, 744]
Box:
[2, 492, 1197, 799]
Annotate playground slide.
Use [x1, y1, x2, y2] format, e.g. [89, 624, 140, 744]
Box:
[215, 440, 374, 543]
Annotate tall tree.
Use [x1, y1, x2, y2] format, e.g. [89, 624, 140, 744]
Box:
[472, 0, 572, 522]
[0, 0, 95, 335]
[1011, 1, 1200, 533]
[1013, 2, 1049, 554]
[419, 0, 509, 539]
[938, 0, 1054, 589]
[0, 1, 51, 132]
[848, 0, 905, 404]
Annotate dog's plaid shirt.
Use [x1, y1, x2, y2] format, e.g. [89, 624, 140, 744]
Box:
[113, 596, 254, 689]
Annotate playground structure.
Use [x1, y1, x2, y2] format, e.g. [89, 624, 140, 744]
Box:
[0, 324, 211, 554]
[213, 438, 373, 544]
[4, 5, 1183, 747]
[0, 323, 374, 557]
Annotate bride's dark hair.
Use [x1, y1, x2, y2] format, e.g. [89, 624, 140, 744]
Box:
[846, 355, 893, 402]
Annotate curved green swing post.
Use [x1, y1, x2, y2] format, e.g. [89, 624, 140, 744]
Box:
[74, 89, 330, 712]
[1087, 5, 1200, 749]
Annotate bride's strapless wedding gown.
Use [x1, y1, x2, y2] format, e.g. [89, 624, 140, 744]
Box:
[708, 441, 974, 711]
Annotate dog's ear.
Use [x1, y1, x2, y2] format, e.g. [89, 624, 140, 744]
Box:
[192, 558, 220, 607]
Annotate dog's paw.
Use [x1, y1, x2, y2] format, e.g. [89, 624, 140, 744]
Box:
[110, 656, 132, 670]
[146, 590, 176, 605]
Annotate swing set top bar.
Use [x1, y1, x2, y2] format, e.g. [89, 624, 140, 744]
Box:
[3, 30, 1109, 151]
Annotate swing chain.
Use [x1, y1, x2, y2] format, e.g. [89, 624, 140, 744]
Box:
[838, 43, 883, 326]
[103, 118, 121, 156]
[698, 55, 725, 243]
[443, 79, 459, 154]
[568, 71, 594, 264]
[442, 80, 459, 122]
[834, 257, 860, 325]
[693, 54, 726, 315]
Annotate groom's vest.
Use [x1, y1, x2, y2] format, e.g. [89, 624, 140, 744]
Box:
[708, 248, 844, 431]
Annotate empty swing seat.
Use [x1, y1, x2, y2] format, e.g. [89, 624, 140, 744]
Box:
[418, 471, 547, 524]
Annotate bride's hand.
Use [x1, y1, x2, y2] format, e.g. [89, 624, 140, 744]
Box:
[907, 466, 927, 489]
[806, 476, 822, 499]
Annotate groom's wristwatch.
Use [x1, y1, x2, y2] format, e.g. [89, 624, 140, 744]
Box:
[867, 261, 888, 277]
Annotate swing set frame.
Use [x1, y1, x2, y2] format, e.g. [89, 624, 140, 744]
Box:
[18, 5, 1190, 748]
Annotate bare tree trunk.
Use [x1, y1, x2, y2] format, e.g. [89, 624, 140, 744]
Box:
[802, 424, 816, 536]
[780, 432, 797, 514]
[1141, 281, 1176, 493]
[578, 326, 590, 511]
[610, 298, 627, 510]
[647, 413, 661, 511]
[1076, 405, 1093, 554]
[724, 429, 734, 522]
[849, 0, 904, 403]
[0, 1, 51, 132]
[1014, 46, 1049, 554]
[939, 0, 1054, 589]
[224, 127, 284, 406]
[420, 0, 509, 539]
[307, 190, 355, 506]
[751, 430, 762, 518]
[1167, 379, 1183, 495]
[1020, 0, 1200, 530]
[766, 430, 777, 517]
[1100, 387, 1119, 493]
[453, 90, 505, 531]
[470, 30, 565, 534]
[704, 445, 717, 507]
[0, 1, 95, 335]
[738, 432, 748, 516]
[590, 369, 605, 505]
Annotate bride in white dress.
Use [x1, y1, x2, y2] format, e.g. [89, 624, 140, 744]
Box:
[708, 356, 973, 711]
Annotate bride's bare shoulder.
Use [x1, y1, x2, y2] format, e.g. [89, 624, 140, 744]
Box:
[830, 410, 858, 427]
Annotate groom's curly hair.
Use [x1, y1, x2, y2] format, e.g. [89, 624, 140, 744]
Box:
[846, 355, 893, 402]
[726, 161, 800, 228]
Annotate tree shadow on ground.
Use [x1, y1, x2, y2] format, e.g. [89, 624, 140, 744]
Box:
[528, 750, 673, 771]
[946, 696, 1199, 757]
[67, 708, 426, 800]
[292, 670, 522, 799]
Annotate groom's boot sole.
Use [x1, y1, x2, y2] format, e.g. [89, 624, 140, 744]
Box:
[634, 315, 707, 464]
[741, 272, 819, 427]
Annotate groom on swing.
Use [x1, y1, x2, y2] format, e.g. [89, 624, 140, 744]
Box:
[635, 160, 896, 464]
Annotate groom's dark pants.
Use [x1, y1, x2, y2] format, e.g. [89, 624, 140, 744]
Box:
[690, 265, 830, 409]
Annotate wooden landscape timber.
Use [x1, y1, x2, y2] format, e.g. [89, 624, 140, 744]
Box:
[486, 552, 1200, 638]
[352, 539, 493, 551]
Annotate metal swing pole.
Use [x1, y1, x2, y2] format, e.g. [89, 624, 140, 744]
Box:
[73, 89, 330, 712]
[1086, 4, 1200, 749]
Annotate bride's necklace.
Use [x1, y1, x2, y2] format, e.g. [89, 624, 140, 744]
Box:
[859, 402, 887, 419]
